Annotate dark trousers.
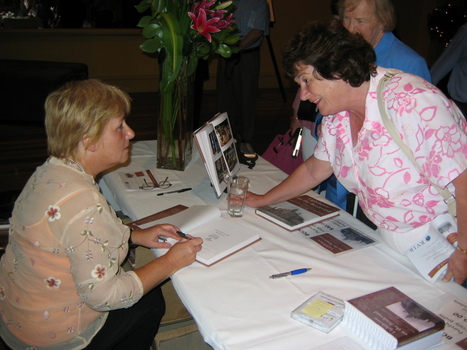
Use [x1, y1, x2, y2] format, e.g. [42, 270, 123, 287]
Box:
[453, 99, 467, 119]
[216, 49, 261, 143]
[85, 286, 165, 350]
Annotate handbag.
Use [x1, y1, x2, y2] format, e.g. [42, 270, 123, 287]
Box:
[377, 73, 457, 221]
[262, 129, 303, 175]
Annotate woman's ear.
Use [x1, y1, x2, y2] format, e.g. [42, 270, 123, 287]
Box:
[82, 136, 97, 152]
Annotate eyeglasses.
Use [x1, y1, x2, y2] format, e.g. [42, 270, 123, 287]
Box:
[139, 177, 172, 190]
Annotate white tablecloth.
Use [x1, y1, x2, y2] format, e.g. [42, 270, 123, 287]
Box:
[100, 140, 466, 350]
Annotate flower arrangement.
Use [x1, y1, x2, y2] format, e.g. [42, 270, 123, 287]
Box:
[136, 0, 239, 93]
[135, 0, 239, 169]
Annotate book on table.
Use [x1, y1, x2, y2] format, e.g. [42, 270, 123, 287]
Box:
[255, 194, 340, 231]
[129, 205, 261, 267]
[193, 112, 240, 197]
[297, 216, 379, 255]
[343, 286, 445, 350]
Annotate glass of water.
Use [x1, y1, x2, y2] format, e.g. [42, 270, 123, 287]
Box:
[227, 175, 249, 217]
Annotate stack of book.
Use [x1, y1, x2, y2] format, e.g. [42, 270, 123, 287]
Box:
[343, 287, 445, 350]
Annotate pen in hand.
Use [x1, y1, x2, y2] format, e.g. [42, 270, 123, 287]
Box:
[158, 231, 192, 243]
[269, 268, 311, 279]
[176, 230, 192, 240]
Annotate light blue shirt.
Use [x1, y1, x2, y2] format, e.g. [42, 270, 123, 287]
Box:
[233, 0, 270, 50]
[374, 32, 432, 82]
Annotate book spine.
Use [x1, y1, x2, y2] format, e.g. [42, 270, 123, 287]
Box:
[343, 302, 398, 350]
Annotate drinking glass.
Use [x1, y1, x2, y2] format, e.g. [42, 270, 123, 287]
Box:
[227, 175, 249, 217]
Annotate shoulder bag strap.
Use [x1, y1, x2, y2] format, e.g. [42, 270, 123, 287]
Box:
[377, 73, 456, 213]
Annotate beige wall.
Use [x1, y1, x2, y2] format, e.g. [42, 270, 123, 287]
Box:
[0, 1, 445, 93]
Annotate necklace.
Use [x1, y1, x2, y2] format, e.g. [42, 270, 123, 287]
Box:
[66, 158, 86, 173]
[65, 157, 99, 188]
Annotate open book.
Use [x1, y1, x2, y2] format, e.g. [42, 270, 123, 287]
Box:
[130, 205, 261, 266]
[343, 287, 445, 350]
[194, 112, 240, 197]
[256, 195, 340, 231]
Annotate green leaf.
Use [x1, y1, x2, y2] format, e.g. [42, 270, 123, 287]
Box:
[153, 0, 168, 13]
[142, 23, 161, 38]
[223, 33, 240, 45]
[215, 1, 233, 10]
[218, 43, 233, 58]
[159, 12, 183, 93]
[137, 15, 153, 28]
[178, 5, 192, 36]
[195, 41, 211, 58]
[140, 38, 163, 53]
[135, 0, 151, 14]
[186, 54, 198, 77]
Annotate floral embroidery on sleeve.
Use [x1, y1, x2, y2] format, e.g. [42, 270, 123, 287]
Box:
[91, 264, 107, 280]
[44, 277, 61, 289]
[46, 205, 61, 222]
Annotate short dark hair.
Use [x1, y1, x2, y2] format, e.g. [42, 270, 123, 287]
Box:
[282, 20, 377, 87]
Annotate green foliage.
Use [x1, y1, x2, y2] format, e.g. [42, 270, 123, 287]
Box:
[135, 0, 240, 93]
[134, 0, 240, 167]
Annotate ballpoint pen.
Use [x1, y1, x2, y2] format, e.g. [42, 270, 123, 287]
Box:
[157, 187, 192, 196]
[176, 231, 192, 240]
[269, 268, 312, 279]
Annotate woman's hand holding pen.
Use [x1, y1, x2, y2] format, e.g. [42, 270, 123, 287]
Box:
[132, 224, 203, 292]
[131, 224, 202, 269]
[165, 236, 203, 269]
[130, 224, 178, 249]
[130, 224, 202, 250]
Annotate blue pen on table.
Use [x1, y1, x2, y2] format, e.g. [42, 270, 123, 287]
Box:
[269, 268, 312, 279]
[157, 188, 192, 196]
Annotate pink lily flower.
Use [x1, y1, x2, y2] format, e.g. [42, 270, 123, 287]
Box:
[214, 12, 234, 30]
[189, 8, 221, 42]
[191, 0, 216, 16]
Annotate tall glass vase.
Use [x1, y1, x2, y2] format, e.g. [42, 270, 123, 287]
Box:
[157, 57, 194, 171]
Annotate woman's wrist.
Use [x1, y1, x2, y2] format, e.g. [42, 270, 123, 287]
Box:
[129, 228, 139, 248]
[456, 245, 467, 255]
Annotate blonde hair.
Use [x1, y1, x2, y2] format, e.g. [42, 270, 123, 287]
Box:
[45, 79, 131, 159]
[338, 0, 396, 33]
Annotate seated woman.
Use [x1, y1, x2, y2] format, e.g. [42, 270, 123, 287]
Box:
[0, 79, 203, 349]
[246, 20, 467, 285]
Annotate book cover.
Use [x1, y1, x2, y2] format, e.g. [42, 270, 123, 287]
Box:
[343, 287, 445, 350]
[255, 195, 340, 231]
[131, 205, 261, 266]
[194, 112, 241, 197]
[298, 217, 378, 255]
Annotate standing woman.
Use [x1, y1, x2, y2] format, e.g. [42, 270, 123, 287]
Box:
[0, 79, 202, 349]
[246, 21, 467, 285]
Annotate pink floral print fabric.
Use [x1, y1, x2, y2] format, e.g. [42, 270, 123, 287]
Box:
[315, 68, 467, 235]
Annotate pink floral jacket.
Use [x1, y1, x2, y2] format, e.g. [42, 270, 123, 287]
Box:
[315, 68, 467, 249]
